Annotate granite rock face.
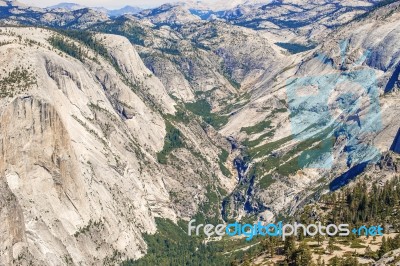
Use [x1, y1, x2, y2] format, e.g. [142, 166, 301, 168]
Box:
[0, 0, 399, 264]
[0, 27, 233, 265]
[218, 2, 400, 220]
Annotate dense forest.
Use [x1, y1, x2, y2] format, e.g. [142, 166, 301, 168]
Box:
[319, 177, 400, 229]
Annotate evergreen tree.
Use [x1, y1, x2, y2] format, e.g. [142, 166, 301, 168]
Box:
[342, 257, 359, 266]
[327, 237, 335, 254]
[378, 236, 389, 258]
[330, 256, 341, 266]
[283, 236, 296, 263]
[294, 242, 313, 266]
[364, 245, 373, 259]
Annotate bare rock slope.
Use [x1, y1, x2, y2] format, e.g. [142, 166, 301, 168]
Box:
[0, 27, 231, 265]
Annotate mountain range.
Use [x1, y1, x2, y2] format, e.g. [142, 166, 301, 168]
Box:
[0, 0, 399, 265]
[47, 2, 142, 17]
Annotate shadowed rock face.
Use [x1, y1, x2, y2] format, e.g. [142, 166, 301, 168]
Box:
[384, 63, 400, 93]
[391, 128, 400, 154]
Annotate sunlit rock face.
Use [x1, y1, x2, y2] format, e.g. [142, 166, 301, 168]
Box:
[0, 27, 233, 265]
[0, 1, 399, 264]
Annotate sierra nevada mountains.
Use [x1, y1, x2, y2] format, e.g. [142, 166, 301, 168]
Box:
[0, 0, 399, 265]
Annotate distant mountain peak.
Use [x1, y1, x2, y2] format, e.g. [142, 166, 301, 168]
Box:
[108, 5, 142, 17]
[46, 2, 142, 17]
[181, 0, 274, 11]
[48, 2, 85, 11]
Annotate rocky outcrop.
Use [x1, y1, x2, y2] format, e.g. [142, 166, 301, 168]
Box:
[0, 27, 233, 265]
[0, 1, 400, 264]
[0, 0, 110, 28]
[374, 248, 400, 266]
[218, 2, 400, 220]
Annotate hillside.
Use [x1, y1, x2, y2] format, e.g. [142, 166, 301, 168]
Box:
[0, 0, 399, 265]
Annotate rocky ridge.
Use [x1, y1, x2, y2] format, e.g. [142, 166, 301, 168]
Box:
[0, 27, 233, 265]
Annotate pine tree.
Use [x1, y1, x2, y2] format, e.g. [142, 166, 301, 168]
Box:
[330, 256, 341, 266]
[283, 236, 296, 263]
[295, 242, 313, 266]
[378, 236, 389, 258]
[327, 237, 335, 254]
[343, 257, 359, 266]
[364, 245, 373, 258]
[316, 233, 324, 246]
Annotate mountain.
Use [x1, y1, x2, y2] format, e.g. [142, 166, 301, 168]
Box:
[138, 4, 202, 25]
[188, 0, 383, 43]
[182, 0, 274, 11]
[47, 2, 142, 17]
[0, 1, 110, 28]
[0, 0, 400, 265]
[108, 6, 142, 17]
[140, 0, 384, 45]
[48, 2, 86, 11]
[0, 25, 235, 264]
[219, 0, 400, 220]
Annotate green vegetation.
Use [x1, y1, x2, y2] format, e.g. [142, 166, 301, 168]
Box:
[275, 42, 316, 54]
[242, 131, 276, 148]
[49, 30, 112, 63]
[297, 175, 400, 262]
[239, 126, 336, 192]
[93, 18, 146, 46]
[159, 47, 181, 56]
[272, 108, 288, 115]
[221, 92, 251, 114]
[283, 238, 313, 266]
[327, 256, 361, 266]
[0, 67, 37, 97]
[349, 240, 366, 249]
[218, 149, 231, 177]
[157, 121, 184, 164]
[185, 99, 229, 130]
[192, 184, 223, 225]
[219, 149, 229, 163]
[240, 120, 272, 135]
[322, 177, 400, 229]
[73, 219, 105, 237]
[55, 29, 110, 58]
[164, 107, 191, 124]
[124, 174, 400, 265]
[49, 36, 85, 60]
[244, 126, 335, 185]
[224, 74, 241, 90]
[0, 40, 12, 47]
[247, 135, 292, 159]
[185, 99, 212, 115]
[259, 174, 275, 189]
[122, 218, 214, 266]
[122, 218, 261, 266]
[378, 235, 400, 259]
